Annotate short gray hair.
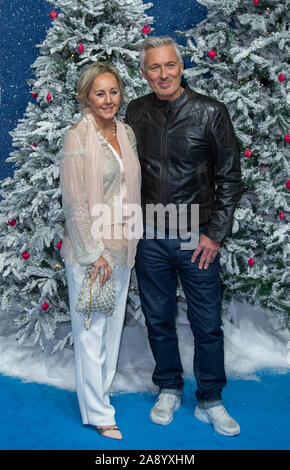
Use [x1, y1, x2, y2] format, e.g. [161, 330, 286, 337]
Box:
[139, 36, 183, 71]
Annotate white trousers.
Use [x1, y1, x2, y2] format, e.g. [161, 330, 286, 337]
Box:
[65, 262, 131, 426]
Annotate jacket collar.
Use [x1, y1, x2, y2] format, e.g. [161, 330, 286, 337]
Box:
[151, 82, 192, 109]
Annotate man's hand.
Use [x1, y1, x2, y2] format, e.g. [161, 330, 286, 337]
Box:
[91, 256, 112, 285]
[191, 234, 220, 269]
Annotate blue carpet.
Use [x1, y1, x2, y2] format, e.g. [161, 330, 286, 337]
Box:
[0, 372, 289, 450]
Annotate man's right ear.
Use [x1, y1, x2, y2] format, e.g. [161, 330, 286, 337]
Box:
[141, 67, 146, 79]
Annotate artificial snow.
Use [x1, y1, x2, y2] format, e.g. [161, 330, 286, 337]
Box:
[0, 299, 289, 394]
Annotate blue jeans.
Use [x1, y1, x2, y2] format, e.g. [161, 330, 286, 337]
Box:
[135, 225, 226, 407]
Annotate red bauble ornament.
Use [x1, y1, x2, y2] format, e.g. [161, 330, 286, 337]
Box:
[31, 93, 38, 100]
[278, 73, 285, 82]
[46, 93, 52, 103]
[78, 44, 85, 54]
[49, 10, 58, 20]
[248, 257, 255, 267]
[142, 25, 151, 35]
[279, 211, 285, 220]
[208, 49, 217, 59]
[284, 134, 290, 143]
[8, 219, 16, 226]
[286, 180, 290, 190]
[42, 302, 49, 311]
[244, 149, 252, 158]
[22, 251, 30, 260]
[253, 0, 259, 5]
[56, 240, 63, 250]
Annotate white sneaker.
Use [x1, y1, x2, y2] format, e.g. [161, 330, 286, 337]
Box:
[194, 404, 240, 436]
[150, 393, 181, 425]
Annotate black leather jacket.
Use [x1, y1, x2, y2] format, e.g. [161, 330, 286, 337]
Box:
[125, 83, 242, 246]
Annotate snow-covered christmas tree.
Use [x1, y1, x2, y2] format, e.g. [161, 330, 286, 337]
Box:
[0, 0, 153, 352]
[179, 0, 290, 326]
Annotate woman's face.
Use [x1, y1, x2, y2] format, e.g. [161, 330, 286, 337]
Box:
[87, 72, 121, 124]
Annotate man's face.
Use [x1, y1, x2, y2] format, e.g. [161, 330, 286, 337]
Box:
[141, 45, 184, 101]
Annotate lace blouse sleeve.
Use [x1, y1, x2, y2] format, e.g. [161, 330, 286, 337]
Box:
[60, 129, 105, 266]
[124, 123, 138, 158]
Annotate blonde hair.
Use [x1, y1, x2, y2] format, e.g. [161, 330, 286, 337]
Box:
[76, 62, 125, 110]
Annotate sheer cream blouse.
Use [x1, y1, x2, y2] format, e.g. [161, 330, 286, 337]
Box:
[60, 114, 141, 268]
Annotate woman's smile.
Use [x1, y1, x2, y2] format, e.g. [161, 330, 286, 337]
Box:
[87, 72, 121, 126]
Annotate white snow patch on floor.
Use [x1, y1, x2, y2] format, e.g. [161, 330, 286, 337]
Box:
[0, 300, 289, 393]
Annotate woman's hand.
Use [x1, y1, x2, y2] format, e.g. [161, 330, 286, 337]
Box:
[91, 256, 112, 285]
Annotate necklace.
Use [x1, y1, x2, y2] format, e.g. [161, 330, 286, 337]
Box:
[99, 120, 116, 143]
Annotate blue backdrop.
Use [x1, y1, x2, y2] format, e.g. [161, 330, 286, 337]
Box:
[0, 0, 207, 180]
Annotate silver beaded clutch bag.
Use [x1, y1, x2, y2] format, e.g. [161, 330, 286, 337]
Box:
[75, 266, 116, 330]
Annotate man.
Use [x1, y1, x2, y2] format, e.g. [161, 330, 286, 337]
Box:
[125, 37, 242, 436]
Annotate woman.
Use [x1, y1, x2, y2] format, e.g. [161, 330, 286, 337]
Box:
[60, 62, 142, 440]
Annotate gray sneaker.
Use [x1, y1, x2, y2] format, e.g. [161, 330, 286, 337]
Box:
[194, 404, 240, 436]
[150, 393, 181, 425]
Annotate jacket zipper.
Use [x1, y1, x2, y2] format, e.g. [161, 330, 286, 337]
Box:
[160, 109, 168, 204]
